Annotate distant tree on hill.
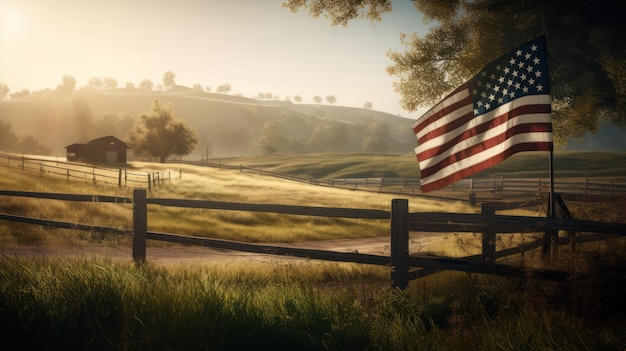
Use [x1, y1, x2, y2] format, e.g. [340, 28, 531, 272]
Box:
[294, 95, 302, 103]
[205, 86, 211, 93]
[216, 83, 232, 94]
[0, 83, 9, 101]
[313, 95, 322, 103]
[258, 93, 266, 99]
[126, 82, 135, 89]
[56, 75, 76, 95]
[17, 135, 51, 155]
[363, 101, 373, 109]
[137, 79, 152, 90]
[256, 120, 283, 154]
[10, 89, 30, 99]
[163, 71, 176, 90]
[92, 113, 134, 138]
[192, 84, 204, 92]
[306, 120, 348, 152]
[127, 100, 198, 162]
[87, 77, 103, 90]
[72, 97, 94, 142]
[326, 95, 336, 104]
[103, 77, 118, 89]
[0, 121, 18, 150]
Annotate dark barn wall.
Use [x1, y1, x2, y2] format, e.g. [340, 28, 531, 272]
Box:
[66, 136, 127, 164]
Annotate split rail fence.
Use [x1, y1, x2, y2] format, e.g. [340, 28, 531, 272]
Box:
[0, 154, 170, 190]
[166, 159, 626, 202]
[1, 189, 625, 289]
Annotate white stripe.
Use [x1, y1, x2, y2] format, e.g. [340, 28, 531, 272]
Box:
[412, 88, 471, 136]
[416, 94, 551, 153]
[417, 112, 552, 170]
[420, 132, 553, 186]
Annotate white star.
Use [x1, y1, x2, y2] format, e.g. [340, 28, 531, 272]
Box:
[517, 62, 524, 69]
[537, 84, 543, 91]
[527, 65, 534, 73]
[489, 94, 495, 101]
[520, 73, 527, 81]
[509, 58, 516, 65]
[515, 82, 521, 90]
[498, 76, 505, 84]
[528, 78, 535, 85]
[525, 53, 531, 60]
[504, 67, 510, 74]
[533, 57, 540, 65]
[516, 49, 522, 56]
[498, 97, 504, 104]
[522, 86, 529, 93]
[485, 103, 491, 109]
[535, 71, 542, 77]
[512, 70, 519, 77]
[531, 44, 538, 51]
[507, 79, 514, 86]
[502, 88, 509, 96]
[509, 91, 516, 98]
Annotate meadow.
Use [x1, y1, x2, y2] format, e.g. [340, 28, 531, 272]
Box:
[0, 154, 625, 350]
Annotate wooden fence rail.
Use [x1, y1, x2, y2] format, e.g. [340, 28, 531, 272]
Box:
[1, 189, 625, 289]
[0, 154, 168, 189]
[165, 159, 626, 201]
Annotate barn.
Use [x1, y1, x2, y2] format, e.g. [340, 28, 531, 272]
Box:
[65, 136, 127, 164]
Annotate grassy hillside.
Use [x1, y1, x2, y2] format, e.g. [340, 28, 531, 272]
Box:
[212, 151, 626, 180]
[0, 89, 415, 157]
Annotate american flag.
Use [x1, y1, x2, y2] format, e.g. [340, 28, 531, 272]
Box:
[413, 36, 552, 192]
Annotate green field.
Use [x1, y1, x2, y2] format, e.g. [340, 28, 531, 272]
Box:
[0, 154, 625, 350]
[210, 151, 626, 180]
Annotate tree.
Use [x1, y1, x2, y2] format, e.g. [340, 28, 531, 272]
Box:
[294, 95, 302, 103]
[192, 84, 204, 92]
[256, 120, 283, 154]
[363, 101, 373, 109]
[0, 121, 18, 151]
[127, 100, 198, 162]
[163, 71, 176, 90]
[313, 95, 322, 103]
[56, 75, 76, 95]
[72, 97, 94, 142]
[287, 0, 626, 145]
[103, 77, 118, 89]
[0, 83, 8, 101]
[87, 77, 103, 90]
[326, 95, 337, 104]
[10, 89, 30, 99]
[17, 135, 51, 155]
[216, 83, 231, 94]
[139, 79, 154, 90]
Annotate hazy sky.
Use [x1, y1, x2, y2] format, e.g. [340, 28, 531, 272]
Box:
[0, 0, 430, 118]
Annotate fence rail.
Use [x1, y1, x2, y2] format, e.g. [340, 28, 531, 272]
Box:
[165, 159, 626, 201]
[1, 189, 625, 289]
[0, 154, 170, 189]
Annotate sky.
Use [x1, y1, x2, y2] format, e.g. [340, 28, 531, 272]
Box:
[0, 0, 430, 119]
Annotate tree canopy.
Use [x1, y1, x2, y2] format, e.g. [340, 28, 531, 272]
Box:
[284, 0, 626, 145]
[127, 100, 198, 162]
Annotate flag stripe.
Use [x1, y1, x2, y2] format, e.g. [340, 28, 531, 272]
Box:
[412, 85, 471, 136]
[417, 95, 551, 148]
[417, 95, 552, 162]
[419, 140, 553, 192]
[419, 123, 552, 178]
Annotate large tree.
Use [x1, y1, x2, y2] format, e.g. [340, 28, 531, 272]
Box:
[127, 100, 198, 162]
[285, 0, 626, 145]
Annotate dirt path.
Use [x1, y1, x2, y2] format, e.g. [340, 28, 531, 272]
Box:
[0, 233, 444, 265]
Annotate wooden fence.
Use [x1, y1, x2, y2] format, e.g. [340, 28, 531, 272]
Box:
[1, 189, 625, 289]
[0, 154, 170, 190]
[165, 159, 626, 202]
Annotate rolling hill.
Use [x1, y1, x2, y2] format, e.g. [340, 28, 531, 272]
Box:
[0, 88, 416, 157]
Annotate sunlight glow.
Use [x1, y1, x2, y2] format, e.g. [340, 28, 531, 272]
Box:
[1, 6, 24, 41]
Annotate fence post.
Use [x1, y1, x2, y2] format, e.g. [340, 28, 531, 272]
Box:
[391, 199, 409, 290]
[481, 203, 496, 266]
[148, 174, 152, 191]
[133, 189, 147, 264]
[118, 169, 122, 188]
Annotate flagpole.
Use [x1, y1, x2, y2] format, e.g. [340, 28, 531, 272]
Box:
[548, 145, 555, 218]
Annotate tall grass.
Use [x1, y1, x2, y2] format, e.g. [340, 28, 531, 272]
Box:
[0, 256, 624, 350]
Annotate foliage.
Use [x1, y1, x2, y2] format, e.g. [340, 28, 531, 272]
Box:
[216, 83, 232, 94]
[286, 0, 626, 146]
[126, 100, 198, 162]
[256, 120, 283, 154]
[0, 257, 624, 350]
[162, 71, 175, 89]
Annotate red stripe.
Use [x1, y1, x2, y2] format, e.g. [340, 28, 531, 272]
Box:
[420, 123, 552, 178]
[417, 103, 552, 160]
[413, 84, 470, 134]
[420, 142, 553, 192]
